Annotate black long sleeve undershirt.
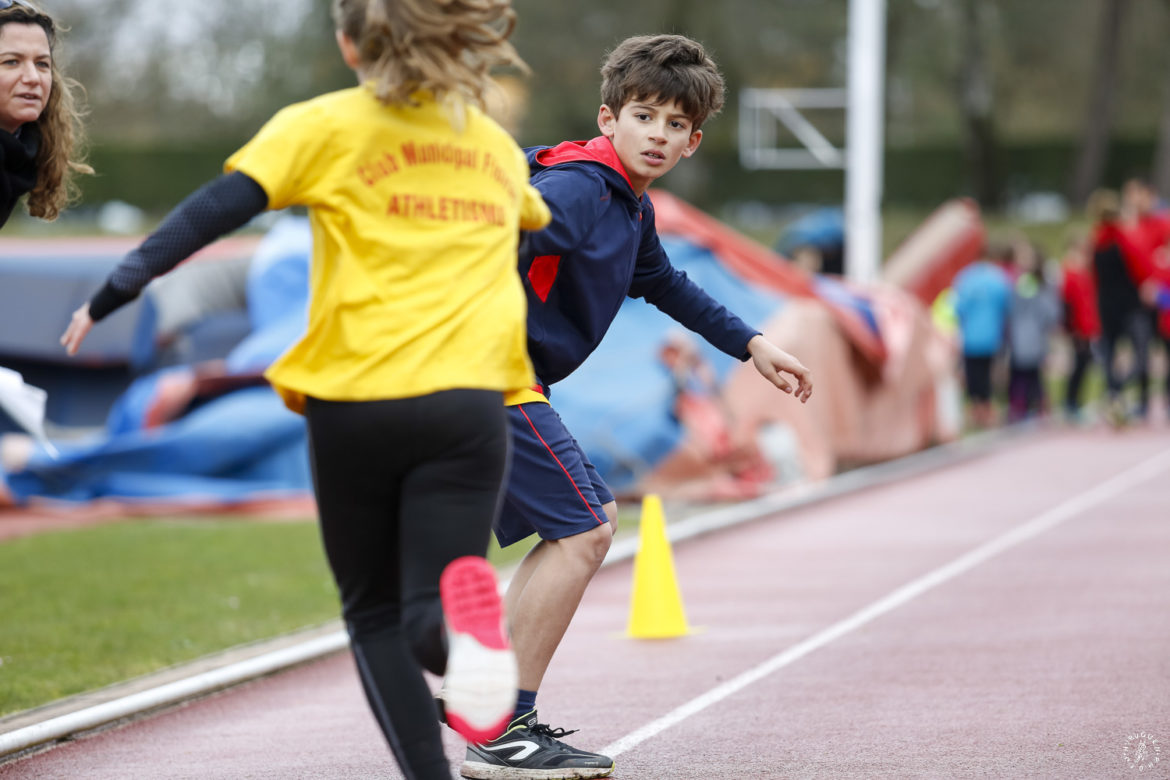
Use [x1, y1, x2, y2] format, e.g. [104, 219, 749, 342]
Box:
[88, 171, 269, 322]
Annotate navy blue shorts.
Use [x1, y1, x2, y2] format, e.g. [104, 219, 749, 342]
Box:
[495, 402, 614, 548]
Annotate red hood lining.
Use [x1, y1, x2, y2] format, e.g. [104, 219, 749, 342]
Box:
[534, 137, 635, 192]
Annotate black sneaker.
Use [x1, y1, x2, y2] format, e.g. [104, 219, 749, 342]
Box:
[460, 709, 615, 779]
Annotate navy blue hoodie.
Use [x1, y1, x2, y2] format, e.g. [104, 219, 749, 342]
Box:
[520, 136, 759, 389]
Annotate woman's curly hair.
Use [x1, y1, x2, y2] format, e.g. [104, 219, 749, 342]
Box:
[1, 3, 92, 221]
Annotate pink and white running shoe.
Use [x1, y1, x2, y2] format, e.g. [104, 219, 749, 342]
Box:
[439, 556, 517, 744]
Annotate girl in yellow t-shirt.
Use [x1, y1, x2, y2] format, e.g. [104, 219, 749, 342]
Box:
[61, 1, 549, 775]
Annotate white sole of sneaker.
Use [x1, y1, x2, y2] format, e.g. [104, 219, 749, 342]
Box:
[460, 761, 615, 779]
[441, 557, 518, 744]
[444, 632, 518, 742]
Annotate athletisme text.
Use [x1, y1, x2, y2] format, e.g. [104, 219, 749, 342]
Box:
[386, 194, 506, 226]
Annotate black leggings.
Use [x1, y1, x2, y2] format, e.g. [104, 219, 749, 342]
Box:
[1064, 337, 1096, 414]
[306, 390, 510, 780]
[1100, 310, 1153, 414]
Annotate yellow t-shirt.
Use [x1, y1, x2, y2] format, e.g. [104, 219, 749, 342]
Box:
[225, 87, 551, 413]
[504, 386, 548, 405]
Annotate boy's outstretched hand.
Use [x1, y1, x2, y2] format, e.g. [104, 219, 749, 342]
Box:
[747, 334, 813, 403]
[60, 303, 95, 356]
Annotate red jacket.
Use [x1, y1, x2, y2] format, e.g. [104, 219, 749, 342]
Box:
[1137, 213, 1170, 337]
[1149, 252, 1170, 339]
[1095, 222, 1153, 285]
[1061, 266, 1100, 339]
[1132, 212, 1170, 258]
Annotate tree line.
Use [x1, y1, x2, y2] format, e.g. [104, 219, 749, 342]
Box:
[54, 0, 1170, 211]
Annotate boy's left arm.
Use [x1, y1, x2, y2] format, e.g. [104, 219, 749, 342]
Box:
[629, 211, 812, 402]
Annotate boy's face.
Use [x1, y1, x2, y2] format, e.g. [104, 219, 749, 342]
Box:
[598, 97, 702, 197]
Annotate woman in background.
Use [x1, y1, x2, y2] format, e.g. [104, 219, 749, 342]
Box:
[0, 0, 90, 228]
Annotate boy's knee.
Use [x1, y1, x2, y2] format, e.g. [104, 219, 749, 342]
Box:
[602, 500, 618, 532]
[562, 521, 613, 570]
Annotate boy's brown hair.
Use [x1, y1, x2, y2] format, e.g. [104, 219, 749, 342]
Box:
[600, 34, 725, 129]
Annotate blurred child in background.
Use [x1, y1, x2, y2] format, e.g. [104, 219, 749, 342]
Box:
[953, 243, 1012, 428]
[1058, 231, 1100, 421]
[1006, 241, 1061, 422]
[1123, 177, 1170, 410]
[1090, 188, 1154, 424]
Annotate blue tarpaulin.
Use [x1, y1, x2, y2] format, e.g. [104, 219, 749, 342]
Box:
[551, 235, 788, 493]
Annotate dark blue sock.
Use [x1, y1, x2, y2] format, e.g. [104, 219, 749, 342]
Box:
[515, 688, 538, 721]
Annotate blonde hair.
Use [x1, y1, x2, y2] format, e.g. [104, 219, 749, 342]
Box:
[331, 0, 528, 127]
[0, 4, 93, 221]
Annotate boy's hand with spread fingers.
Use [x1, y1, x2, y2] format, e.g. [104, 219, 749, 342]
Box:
[747, 334, 813, 403]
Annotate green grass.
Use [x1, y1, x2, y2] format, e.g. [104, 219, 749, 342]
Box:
[0, 511, 634, 719]
[0, 518, 338, 717]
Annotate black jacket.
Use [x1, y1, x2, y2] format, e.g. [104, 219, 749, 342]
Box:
[0, 124, 40, 228]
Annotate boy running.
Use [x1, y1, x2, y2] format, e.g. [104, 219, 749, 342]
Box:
[458, 34, 812, 780]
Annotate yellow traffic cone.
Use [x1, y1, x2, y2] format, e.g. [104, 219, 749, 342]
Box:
[626, 493, 691, 639]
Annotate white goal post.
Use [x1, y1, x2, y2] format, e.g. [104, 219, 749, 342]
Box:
[737, 0, 887, 284]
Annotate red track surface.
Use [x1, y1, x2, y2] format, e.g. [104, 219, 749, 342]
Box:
[3, 427, 1168, 779]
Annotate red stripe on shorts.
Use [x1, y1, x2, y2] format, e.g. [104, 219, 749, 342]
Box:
[517, 405, 603, 524]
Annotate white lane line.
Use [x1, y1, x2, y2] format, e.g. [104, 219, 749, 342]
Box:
[0, 632, 347, 757]
[2, 428, 1015, 759]
[601, 446, 1170, 758]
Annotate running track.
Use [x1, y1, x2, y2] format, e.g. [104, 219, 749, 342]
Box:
[2, 426, 1168, 779]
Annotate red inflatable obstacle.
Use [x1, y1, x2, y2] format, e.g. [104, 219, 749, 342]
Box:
[650, 190, 887, 369]
[881, 199, 985, 306]
[634, 193, 963, 498]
